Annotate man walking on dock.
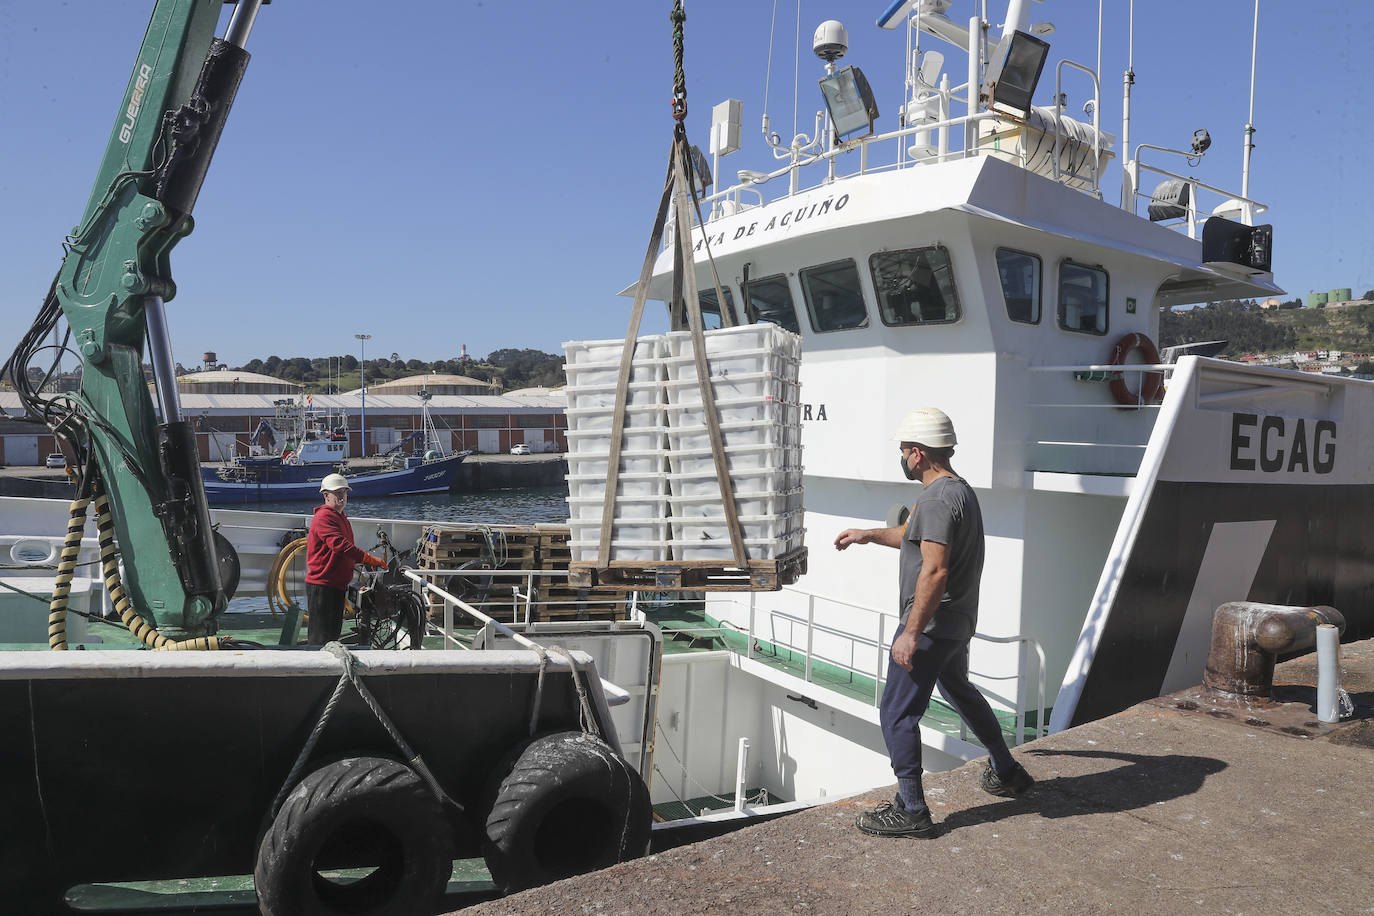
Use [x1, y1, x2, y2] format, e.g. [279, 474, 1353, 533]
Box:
[305, 474, 388, 645]
[834, 408, 1033, 837]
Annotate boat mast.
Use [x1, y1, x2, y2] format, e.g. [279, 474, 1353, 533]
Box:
[1240, 0, 1259, 223]
[1120, 0, 1135, 209]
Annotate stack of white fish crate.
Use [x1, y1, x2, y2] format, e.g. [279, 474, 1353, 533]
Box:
[562, 323, 804, 568]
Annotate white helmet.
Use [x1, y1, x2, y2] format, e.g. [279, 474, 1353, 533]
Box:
[891, 408, 957, 447]
[319, 473, 351, 493]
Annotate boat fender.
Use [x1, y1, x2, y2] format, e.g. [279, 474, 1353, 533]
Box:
[483, 730, 652, 894]
[1107, 332, 1164, 407]
[254, 756, 454, 916]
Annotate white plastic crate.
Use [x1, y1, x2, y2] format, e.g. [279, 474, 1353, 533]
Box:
[664, 395, 800, 430]
[663, 372, 797, 407]
[667, 444, 802, 477]
[565, 404, 664, 432]
[664, 417, 801, 452]
[667, 487, 801, 519]
[566, 494, 667, 521]
[565, 427, 665, 455]
[665, 323, 797, 356]
[566, 472, 665, 501]
[668, 525, 806, 562]
[566, 448, 664, 478]
[662, 349, 799, 384]
[564, 335, 665, 365]
[564, 358, 665, 388]
[564, 380, 663, 410]
[569, 533, 670, 563]
[668, 466, 795, 497]
[670, 510, 801, 544]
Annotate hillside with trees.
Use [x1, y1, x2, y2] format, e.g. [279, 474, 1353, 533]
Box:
[228, 349, 565, 393]
[1160, 298, 1374, 357]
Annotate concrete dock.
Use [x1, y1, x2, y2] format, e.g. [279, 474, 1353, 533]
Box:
[460, 639, 1374, 916]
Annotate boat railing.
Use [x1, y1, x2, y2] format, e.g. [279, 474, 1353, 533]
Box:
[740, 586, 1047, 745]
[405, 566, 1045, 743]
[1123, 145, 1265, 236]
[401, 567, 632, 707]
[687, 109, 1003, 229]
[687, 57, 1117, 234]
[1023, 361, 1177, 475]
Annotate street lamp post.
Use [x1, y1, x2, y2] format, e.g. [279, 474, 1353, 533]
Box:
[355, 333, 371, 458]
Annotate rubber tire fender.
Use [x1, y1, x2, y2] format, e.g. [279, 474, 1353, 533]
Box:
[483, 731, 651, 894]
[1107, 332, 1165, 407]
[254, 756, 453, 916]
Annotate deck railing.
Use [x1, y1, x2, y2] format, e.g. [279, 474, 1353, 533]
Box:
[407, 567, 1047, 745]
[1024, 362, 1176, 476]
[741, 585, 1048, 746]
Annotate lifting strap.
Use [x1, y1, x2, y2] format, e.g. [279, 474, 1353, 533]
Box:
[597, 2, 749, 571]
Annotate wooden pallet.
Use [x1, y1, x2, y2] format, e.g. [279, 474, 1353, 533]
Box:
[566, 547, 807, 592]
[415, 523, 629, 622]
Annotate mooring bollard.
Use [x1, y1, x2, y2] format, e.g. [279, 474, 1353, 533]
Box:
[1202, 603, 1346, 698]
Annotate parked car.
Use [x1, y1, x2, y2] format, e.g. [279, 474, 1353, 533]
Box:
[509, 444, 531, 456]
[45, 453, 66, 468]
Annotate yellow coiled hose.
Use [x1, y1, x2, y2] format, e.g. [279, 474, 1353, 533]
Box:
[267, 537, 353, 622]
[47, 488, 225, 651]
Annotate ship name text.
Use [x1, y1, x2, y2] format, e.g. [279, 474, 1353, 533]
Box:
[1229, 413, 1335, 474]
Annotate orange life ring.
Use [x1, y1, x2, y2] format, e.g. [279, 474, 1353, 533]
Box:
[1108, 332, 1164, 407]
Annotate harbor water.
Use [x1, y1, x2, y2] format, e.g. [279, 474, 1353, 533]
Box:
[224, 485, 570, 617]
[246, 484, 571, 527]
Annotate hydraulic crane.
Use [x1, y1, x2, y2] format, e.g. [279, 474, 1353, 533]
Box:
[3, 0, 270, 634]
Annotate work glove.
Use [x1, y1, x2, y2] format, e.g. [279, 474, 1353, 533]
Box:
[362, 553, 389, 569]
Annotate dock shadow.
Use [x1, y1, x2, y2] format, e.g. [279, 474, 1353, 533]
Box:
[937, 748, 1226, 834]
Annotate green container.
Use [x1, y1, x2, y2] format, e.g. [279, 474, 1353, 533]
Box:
[1329, 288, 1352, 303]
[1307, 292, 1329, 308]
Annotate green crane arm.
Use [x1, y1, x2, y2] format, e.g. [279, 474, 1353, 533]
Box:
[47, 0, 266, 632]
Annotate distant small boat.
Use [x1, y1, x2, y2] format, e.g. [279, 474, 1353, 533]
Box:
[201, 393, 469, 503]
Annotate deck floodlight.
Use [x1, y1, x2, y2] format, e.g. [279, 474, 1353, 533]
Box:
[989, 30, 1050, 115]
[819, 65, 879, 141]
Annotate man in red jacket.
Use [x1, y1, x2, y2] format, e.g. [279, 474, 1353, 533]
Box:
[305, 474, 387, 645]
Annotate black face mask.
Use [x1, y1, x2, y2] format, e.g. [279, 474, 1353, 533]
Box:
[900, 451, 919, 480]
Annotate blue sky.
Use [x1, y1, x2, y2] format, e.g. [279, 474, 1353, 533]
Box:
[1, 1, 1369, 368]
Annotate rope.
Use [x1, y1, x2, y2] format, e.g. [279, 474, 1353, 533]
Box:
[671, 0, 687, 122]
[269, 642, 461, 819]
[526, 644, 603, 741]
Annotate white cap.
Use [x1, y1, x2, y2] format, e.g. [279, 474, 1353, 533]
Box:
[891, 408, 957, 447]
[319, 473, 351, 493]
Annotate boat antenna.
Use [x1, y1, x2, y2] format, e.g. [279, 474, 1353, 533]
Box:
[792, 0, 801, 142]
[762, 0, 779, 144]
[1120, 0, 1136, 209]
[1241, 0, 1259, 219]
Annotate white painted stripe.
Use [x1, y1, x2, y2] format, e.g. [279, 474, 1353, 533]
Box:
[1158, 519, 1276, 695]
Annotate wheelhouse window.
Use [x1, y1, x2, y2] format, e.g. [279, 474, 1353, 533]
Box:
[868, 246, 961, 326]
[696, 285, 736, 330]
[800, 259, 870, 332]
[744, 274, 800, 333]
[1058, 262, 1109, 334]
[996, 248, 1041, 324]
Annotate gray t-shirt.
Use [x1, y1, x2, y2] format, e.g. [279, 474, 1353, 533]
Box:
[897, 475, 984, 641]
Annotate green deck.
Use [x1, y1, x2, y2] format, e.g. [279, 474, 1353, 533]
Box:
[646, 605, 1047, 749]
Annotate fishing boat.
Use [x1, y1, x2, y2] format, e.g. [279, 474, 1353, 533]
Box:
[201, 392, 471, 503]
[2, 0, 1371, 910]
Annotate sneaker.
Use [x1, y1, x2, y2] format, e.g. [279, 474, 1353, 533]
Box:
[855, 794, 937, 838]
[980, 761, 1034, 797]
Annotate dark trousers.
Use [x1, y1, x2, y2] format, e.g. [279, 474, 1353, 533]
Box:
[879, 628, 1012, 781]
[305, 583, 346, 646]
